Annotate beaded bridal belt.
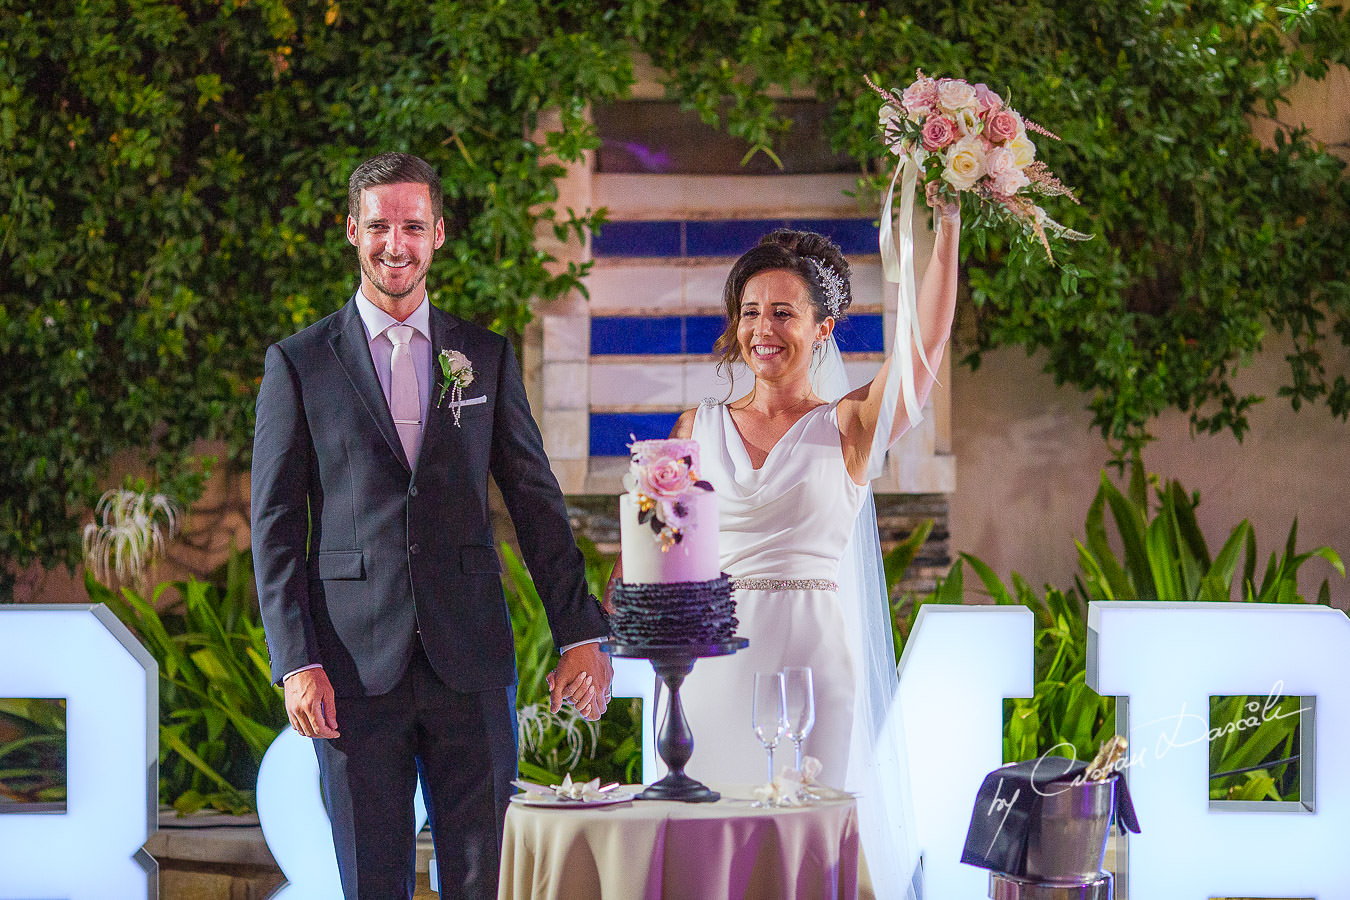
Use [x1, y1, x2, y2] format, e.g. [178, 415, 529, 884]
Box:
[730, 578, 839, 592]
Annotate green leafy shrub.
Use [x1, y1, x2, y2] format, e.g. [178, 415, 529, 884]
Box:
[0, 698, 66, 806]
[81, 537, 643, 812]
[5, 1, 1349, 596]
[892, 458, 1343, 799]
[86, 548, 285, 814]
[503, 538, 643, 786]
[0, 0, 634, 591]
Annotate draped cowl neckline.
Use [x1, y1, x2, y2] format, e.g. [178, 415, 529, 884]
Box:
[722, 401, 829, 474]
[693, 400, 867, 581]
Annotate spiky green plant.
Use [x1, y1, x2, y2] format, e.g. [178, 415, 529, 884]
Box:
[0, 698, 66, 806]
[501, 538, 643, 786]
[890, 457, 1343, 800]
[87, 547, 284, 814]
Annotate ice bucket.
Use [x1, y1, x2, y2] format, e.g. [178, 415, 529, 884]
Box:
[1021, 775, 1115, 883]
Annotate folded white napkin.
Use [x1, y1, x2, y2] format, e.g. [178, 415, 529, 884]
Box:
[751, 757, 854, 807]
[512, 774, 615, 802]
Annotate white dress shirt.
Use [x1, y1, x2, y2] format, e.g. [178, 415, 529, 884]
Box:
[354, 289, 433, 429]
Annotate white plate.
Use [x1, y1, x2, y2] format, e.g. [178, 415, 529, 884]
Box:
[509, 790, 637, 809]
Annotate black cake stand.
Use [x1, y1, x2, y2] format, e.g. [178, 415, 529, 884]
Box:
[601, 638, 748, 803]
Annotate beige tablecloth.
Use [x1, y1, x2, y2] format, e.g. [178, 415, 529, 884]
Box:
[498, 785, 859, 900]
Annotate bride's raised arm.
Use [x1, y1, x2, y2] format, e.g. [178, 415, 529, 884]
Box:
[837, 195, 961, 484]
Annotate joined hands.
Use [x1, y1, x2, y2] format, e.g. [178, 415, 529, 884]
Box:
[547, 642, 613, 721]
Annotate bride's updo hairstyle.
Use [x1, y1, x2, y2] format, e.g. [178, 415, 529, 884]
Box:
[712, 229, 853, 375]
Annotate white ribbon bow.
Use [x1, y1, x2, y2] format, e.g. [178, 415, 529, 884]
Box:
[879, 154, 941, 427]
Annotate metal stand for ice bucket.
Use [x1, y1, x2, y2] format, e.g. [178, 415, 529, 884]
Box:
[988, 776, 1116, 900]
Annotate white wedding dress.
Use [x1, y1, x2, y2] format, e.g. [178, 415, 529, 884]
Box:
[681, 399, 867, 786]
[676, 340, 923, 900]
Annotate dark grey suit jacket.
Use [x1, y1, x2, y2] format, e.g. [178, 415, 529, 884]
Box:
[251, 298, 606, 697]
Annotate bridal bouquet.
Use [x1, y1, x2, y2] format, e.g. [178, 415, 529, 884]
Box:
[866, 71, 1089, 261]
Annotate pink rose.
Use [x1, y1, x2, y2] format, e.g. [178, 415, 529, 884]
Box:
[973, 83, 1004, 116]
[991, 168, 1030, 197]
[901, 76, 938, 117]
[985, 108, 1023, 144]
[921, 114, 958, 151]
[639, 455, 693, 500]
[984, 145, 1017, 181]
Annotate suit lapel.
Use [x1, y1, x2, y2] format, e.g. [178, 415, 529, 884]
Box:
[419, 306, 463, 470]
[329, 300, 411, 472]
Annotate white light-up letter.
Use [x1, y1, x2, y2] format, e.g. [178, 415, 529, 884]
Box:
[610, 657, 657, 783]
[1088, 601, 1350, 897]
[257, 726, 428, 898]
[897, 605, 1034, 897]
[0, 605, 156, 900]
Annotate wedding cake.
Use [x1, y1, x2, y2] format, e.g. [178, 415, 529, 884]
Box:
[611, 438, 735, 646]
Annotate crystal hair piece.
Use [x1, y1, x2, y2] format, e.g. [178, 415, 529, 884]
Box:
[805, 257, 846, 318]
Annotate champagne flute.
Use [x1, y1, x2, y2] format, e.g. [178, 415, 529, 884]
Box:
[782, 666, 815, 772]
[752, 672, 787, 791]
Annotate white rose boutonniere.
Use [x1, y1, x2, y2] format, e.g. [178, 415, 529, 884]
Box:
[437, 349, 475, 426]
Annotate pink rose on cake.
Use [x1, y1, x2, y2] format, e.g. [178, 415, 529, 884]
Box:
[637, 453, 694, 501]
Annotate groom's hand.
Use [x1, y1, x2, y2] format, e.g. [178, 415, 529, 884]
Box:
[550, 643, 613, 721]
[284, 667, 340, 739]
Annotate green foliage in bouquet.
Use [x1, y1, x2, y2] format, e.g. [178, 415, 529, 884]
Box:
[890, 457, 1342, 801]
[86, 548, 286, 814]
[502, 537, 643, 787]
[0, 698, 66, 806]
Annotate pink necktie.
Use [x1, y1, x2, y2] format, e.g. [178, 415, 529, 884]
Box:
[387, 324, 421, 464]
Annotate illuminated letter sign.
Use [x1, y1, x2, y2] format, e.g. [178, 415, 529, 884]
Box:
[897, 605, 1034, 897]
[0, 604, 156, 900]
[1089, 601, 1350, 897]
[257, 725, 428, 898]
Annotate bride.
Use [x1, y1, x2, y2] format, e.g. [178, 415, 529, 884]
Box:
[613, 195, 959, 896]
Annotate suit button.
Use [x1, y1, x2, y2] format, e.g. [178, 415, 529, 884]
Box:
[409, 485, 418, 497]
[409, 544, 420, 555]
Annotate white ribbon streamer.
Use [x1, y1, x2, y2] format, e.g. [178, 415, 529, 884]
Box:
[878, 155, 938, 429]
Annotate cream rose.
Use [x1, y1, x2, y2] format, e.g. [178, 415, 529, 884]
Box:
[937, 79, 977, 113]
[1008, 133, 1037, 168]
[942, 135, 986, 191]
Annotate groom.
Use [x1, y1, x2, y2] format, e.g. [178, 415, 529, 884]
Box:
[251, 152, 612, 899]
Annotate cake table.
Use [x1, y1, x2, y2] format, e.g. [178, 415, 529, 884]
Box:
[498, 784, 859, 900]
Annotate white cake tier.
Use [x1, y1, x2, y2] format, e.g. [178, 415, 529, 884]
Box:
[619, 490, 720, 584]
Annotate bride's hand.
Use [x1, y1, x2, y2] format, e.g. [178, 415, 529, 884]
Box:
[925, 181, 961, 224]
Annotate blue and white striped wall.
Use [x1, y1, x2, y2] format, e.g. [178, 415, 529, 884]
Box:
[530, 171, 954, 497]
